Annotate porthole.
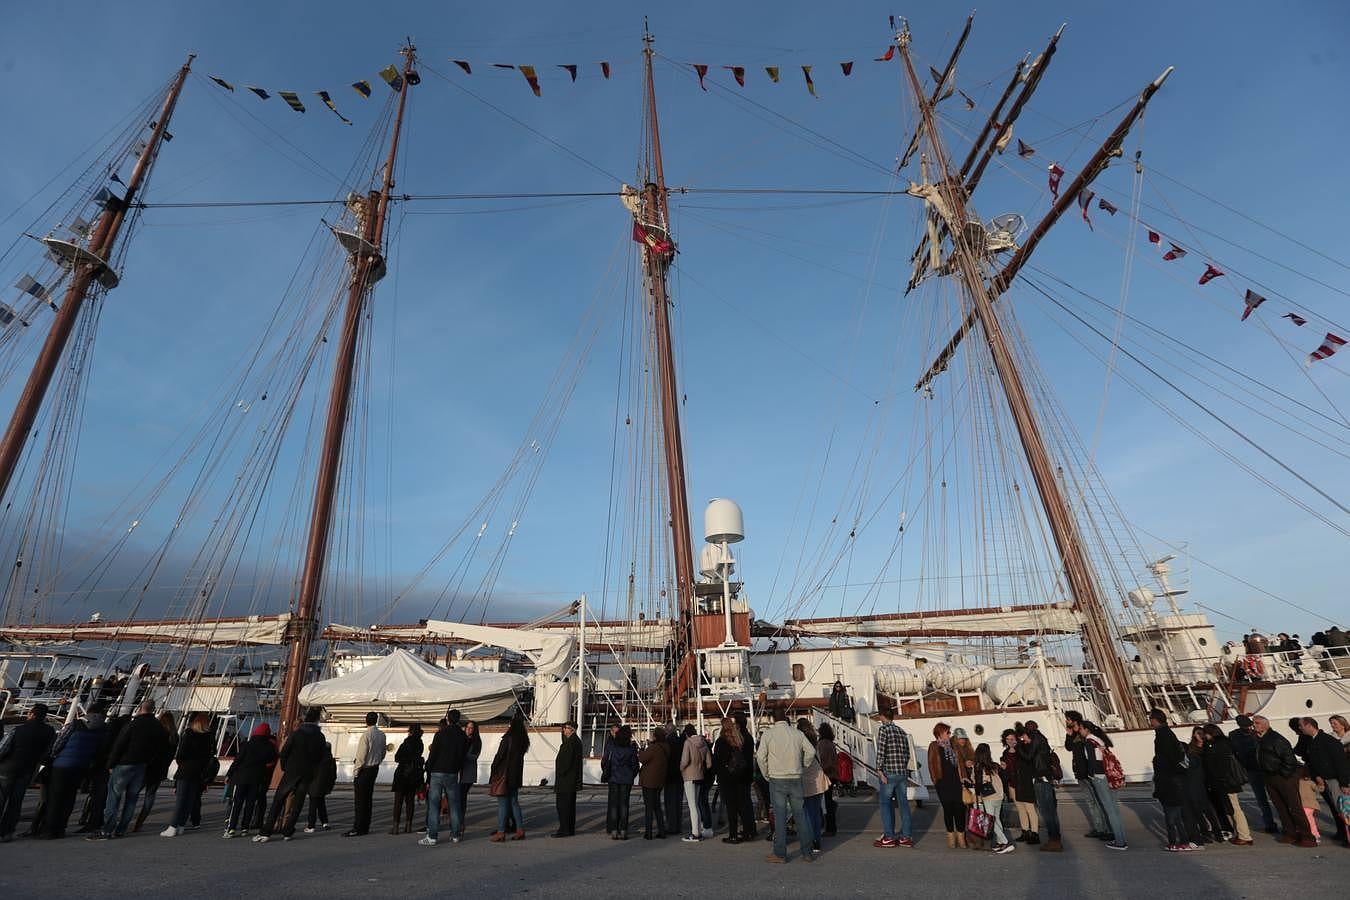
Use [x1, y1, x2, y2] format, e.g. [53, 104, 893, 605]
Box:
[792, 663, 805, 683]
[1198, 637, 1208, 646]
[1306, 698, 1314, 709]
[974, 724, 985, 736]
[1155, 644, 1163, 651]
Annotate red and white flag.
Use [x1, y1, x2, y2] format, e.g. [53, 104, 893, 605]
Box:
[1147, 230, 1161, 244]
[693, 64, 709, 91]
[1240, 289, 1266, 321]
[1048, 163, 1065, 201]
[1162, 243, 1187, 261]
[1198, 264, 1224, 285]
[1307, 332, 1347, 365]
[1283, 312, 1308, 326]
[1078, 189, 1095, 229]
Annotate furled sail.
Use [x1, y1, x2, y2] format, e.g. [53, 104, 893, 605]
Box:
[0, 614, 291, 646]
[784, 604, 1081, 638]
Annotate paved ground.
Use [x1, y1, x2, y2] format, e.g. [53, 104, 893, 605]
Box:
[0, 785, 1344, 898]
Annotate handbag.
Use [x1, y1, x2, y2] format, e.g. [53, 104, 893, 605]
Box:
[487, 769, 508, 797]
[966, 802, 993, 839]
[961, 785, 975, 806]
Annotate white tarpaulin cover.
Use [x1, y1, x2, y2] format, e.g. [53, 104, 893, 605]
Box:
[298, 648, 528, 706]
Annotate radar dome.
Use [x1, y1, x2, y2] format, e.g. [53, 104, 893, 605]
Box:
[704, 498, 744, 543]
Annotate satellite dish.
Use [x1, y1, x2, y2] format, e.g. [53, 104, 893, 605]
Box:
[989, 213, 1026, 237]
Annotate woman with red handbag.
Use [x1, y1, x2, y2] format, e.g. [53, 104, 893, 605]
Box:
[489, 713, 529, 842]
[973, 743, 1015, 853]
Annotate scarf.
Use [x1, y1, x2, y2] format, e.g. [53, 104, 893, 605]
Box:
[939, 736, 956, 767]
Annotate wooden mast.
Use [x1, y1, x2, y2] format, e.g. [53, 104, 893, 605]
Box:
[894, 22, 1146, 728]
[640, 26, 698, 708]
[275, 43, 417, 741]
[0, 54, 195, 507]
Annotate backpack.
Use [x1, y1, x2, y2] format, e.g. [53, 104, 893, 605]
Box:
[836, 751, 854, 785]
[725, 744, 748, 777]
[1089, 734, 1125, 789]
[1047, 748, 1064, 782]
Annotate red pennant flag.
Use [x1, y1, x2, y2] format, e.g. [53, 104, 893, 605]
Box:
[1308, 332, 1347, 365]
[1016, 139, 1035, 157]
[453, 60, 472, 75]
[1198, 264, 1224, 285]
[1078, 190, 1095, 230]
[1283, 312, 1308, 326]
[802, 65, 817, 98]
[875, 46, 895, 62]
[693, 64, 709, 91]
[1240, 289, 1266, 321]
[1047, 163, 1065, 201]
[723, 65, 745, 87]
[519, 65, 541, 97]
[558, 64, 577, 82]
[840, 61, 854, 76]
[600, 61, 611, 79]
[632, 221, 673, 255]
[1147, 230, 1161, 244]
[1097, 197, 1118, 216]
[1162, 243, 1187, 261]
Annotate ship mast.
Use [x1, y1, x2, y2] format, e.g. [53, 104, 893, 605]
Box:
[894, 22, 1147, 728]
[640, 26, 698, 708]
[0, 54, 194, 507]
[275, 42, 418, 741]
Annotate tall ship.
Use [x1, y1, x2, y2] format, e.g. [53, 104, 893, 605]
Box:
[0, 17, 1345, 791]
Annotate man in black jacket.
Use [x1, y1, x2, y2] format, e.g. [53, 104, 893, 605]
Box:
[90, 699, 169, 840]
[1252, 715, 1314, 846]
[1064, 711, 1111, 840]
[1018, 720, 1062, 851]
[0, 703, 56, 842]
[1228, 715, 1277, 833]
[256, 708, 326, 842]
[420, 714, 467, 845]
[1298, 717, 1350, 845]
[553, 721, 583, 838]
[663, 725, 684, 838]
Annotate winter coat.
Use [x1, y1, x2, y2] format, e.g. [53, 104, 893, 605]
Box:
[605, 742, 639, 785]
[425, 725, 467, 776]
[278, 722, 327, 789]
[1255, 729, 1298, 778]
[928, 740, 975, 791]
[1302, 730, 1350, 783]
[638, 741, 668, 789]
[0, 718, 56, 779]
[391, 735, 425, 794]
[816, 738, 840, 781]
[1151, 726, 1187, 806]
[174, 728, 217, 783]
[679, 735, 711, 782]
[712, 735, 747, 784]
[308, 745, 337, 798]
[1228, 726, 1260, 770]
[664, 733, 684, 786]
[555, 733, 583, 792]
[801, 750, 830, 797]
[1067, 724, 1111, 778]
[144, 729, 177, 784]
[1201, 735, 1247, 794]
[49, 720, 107, 771]
[106, 713, 169, 769]
[490, 731, 528, 792]
[227, 733, 278, 786]
[460, 732, 482, 785]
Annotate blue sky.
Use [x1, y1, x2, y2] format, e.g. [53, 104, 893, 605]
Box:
[0, 1, 1347, 641]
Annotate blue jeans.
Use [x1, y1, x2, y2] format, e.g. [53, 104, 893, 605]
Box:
[1033, 780, 1060, 840]
[496, 789, 523, 834]
[426, 773, 462, 840]
[138, 779, 163, 818]
[1080, 779, 1107, 833]
[803, 793, 824, 842]
[170, 778, 201, 828]
[103, 764, 146, 836]
[878, 770, 912, 840]
[1088, 774, 1126, 843]
[1245, 767, 1276, 830]
[768, 777, 812, 860]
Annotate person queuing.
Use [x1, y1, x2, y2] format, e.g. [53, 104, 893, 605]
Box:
[346, 711, 386, 837]
[421, 712, 467, 846]
[638, 726, 669, 840]
[459, 718, 481, 829]
[1184, 727, 1226, 844]
[390, 723, 424, 836]
[678, 723, 712, 842]
[755, 706, 818, 864]
[488, 712, 529, 842]
[90, 699, 171, 841]
[713, 716, 753, 843]
[1003, 727, 1038, 844]
[1150, 709, 1192, 851]
[972, 742, 1015, 853]
[304, 740, 337, 834]
[256, 707, 327, 843]
[30, 704, 108, 840]
[604, 725, 638, 840]
[553, 721, 583, 839]
[1229, 715, 1278, 833]
[1297, 717, 1349, 846]
[927, 722, 973, 849]
[871, 708, 913, 849]
[223, 723, 277, 838]
[134, 712, 177, 833]
[797, 718, 829, 852]
[160, 713, 215, 838]
[1252, 715, 1315, 847]
[663, 724, 684, 838]
[1200, 723, 1254, 845]
[1018, 721, 1062, 851]
[815, 722, 840, 838]
[0, 704, 55, 843]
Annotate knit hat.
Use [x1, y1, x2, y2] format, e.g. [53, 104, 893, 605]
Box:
[250, 722, 272, 738]
[952, 727, 969, 740]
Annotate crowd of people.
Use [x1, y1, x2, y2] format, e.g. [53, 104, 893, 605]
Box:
[1, 696, 1347, 862]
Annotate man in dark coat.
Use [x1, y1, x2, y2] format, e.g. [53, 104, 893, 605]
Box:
[553, 721, 583, 838]
[663, 725, 684, 837]
[90, 699, 169, 840]
[256, 708, 326, 842]
[0, 703, 56, 841]
[1228, 715, 1277, 833]
[421, 714, 467, 845]
[1298, 717, 1350, 845]
[1252, 715, 1314, 846]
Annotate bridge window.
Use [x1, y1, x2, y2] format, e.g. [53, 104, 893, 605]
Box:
[792, 663, 805, 683]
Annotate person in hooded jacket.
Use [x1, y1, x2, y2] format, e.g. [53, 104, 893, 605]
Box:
[1149, 710, 1191, 851]
[256, 707, 327, 842]
[161, 713, 214, 837]
[303, 740, 337, 833]
[32, 704, 108, 840]
[224, 722, 277, 837]
[0, 703, 56, 842]
[605, 725, 639, 840]
[1183, 727, 1224, 843]
[679, 723, 712, 841]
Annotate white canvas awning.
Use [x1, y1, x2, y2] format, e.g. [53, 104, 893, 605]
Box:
[298, 648, 527, 706]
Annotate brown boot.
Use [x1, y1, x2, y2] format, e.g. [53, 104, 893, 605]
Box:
[947, 832, 957, 849]
[490, 831, 506, 842]
[511, 829, 526, 841]
[1040, 838, 1063, 852]
[955, 832, 968, 849]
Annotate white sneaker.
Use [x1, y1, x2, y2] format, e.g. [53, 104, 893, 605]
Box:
[159, 825, 181, 838]
[451, 836, 461, 844]
[303, 826, 316, 834]
[253, 834, 269, 843]
[222, 829, 236, 839]
[419, 836, 437, 846]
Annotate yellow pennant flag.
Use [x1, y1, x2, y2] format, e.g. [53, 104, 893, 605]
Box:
[519, 65, 541, 97]
[316, 91, 352, 125]
[765, 66, 779, 83]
